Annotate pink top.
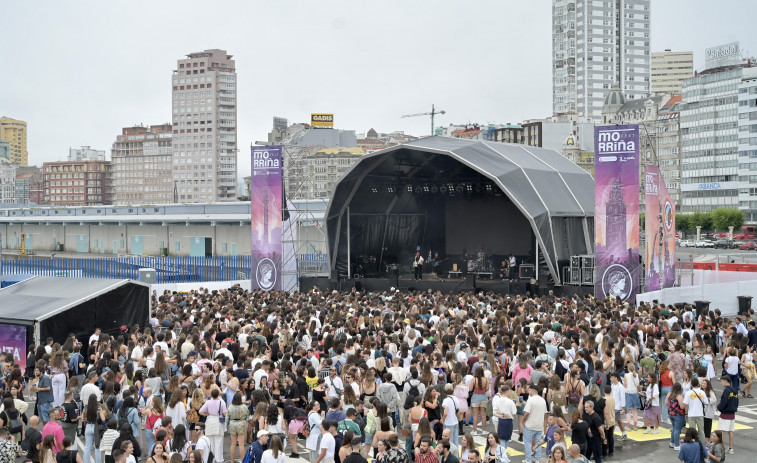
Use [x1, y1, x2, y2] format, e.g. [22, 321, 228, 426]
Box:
[42, 421, 65, 454]
[512, 364, 533, 385]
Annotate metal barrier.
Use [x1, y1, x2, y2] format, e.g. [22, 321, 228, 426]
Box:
[0, 254, 330, 283]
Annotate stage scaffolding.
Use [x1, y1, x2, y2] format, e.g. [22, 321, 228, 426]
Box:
[280, 143, 330, 292]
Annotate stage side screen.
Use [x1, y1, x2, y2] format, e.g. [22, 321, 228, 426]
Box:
[444, 197, 532, 256]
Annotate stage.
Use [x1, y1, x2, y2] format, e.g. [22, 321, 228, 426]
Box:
[299, 274, 594, 298]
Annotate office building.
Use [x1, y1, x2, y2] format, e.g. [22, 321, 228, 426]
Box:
[43, 159, 113, 206]
[0, 117, 28, 166]
[172, 49, 237, 202]
[552, 0, 651, 121]
[651, 50, 694, 94]
[680, 42, 754, 216]
[0, 158, 17, 203]
[69, 146, 106, 161]
[112, 124, 173, 205]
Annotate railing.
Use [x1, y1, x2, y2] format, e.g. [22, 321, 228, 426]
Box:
[0, 254, 330, 282]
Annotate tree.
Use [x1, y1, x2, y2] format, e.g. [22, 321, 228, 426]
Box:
[691, 211, 714, 231]
[712, 208, 745, 231]
[677, 214, 692, 232]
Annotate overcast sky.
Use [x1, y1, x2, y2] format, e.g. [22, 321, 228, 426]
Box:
[2, 1, 754, 182]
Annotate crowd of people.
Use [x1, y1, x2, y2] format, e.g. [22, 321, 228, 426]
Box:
[0, 284, 756, 463]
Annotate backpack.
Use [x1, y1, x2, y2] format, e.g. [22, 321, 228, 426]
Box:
[404, 381, 421, 410]
[117, 407, 132, 431]
[552, 389, 566, 408]
[567, 380, 581, 405]
[554, 360, 568, 381]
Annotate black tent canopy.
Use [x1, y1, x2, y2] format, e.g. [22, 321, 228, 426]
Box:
[0, 276, 150, 345]
[326, 136, 595, 284]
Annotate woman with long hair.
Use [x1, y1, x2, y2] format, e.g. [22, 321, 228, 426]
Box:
[146, 442, 170, 463]
[50, 350, 69, 408]
[40, 434, 56, 463]
[701, 378, 718, 443]
[623, 363, 641, 430]
[165, 390, 188, 438]
[460, 433, 475, 463]
[483, 432, 508, 463]
[741, 345, 755, 398]
[548, 446, 568, 463]
[338, 431, 355, 463]
[261, 434, 286, 463]
[413, 417, 433, 448]
[227, 393, 250, 463]
[83, 394, 104, 463]
[305, 401, 323, 458]
[145, 396, 164, 453]
[166, 424, 190, 461]
[471, 366, 490, 434]
[643, 372, 660, 433]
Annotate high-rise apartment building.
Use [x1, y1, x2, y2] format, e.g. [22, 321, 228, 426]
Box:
[112, 124, 174, 205]
[172, 49, 237, 203]
[651, 50, 694, 94]
[0, 117, 28, 166]
[552, 0, 651, 121]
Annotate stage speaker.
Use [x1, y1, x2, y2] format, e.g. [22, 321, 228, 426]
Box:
[390, 275, 399, 288]
[581, 256, 595, 269]
[354, 281, 362, 291]
[519, 264, 535, 279]
[571, 256, 581, 268]
[581, 268, 594, 285]
[466, 274, 476, 289]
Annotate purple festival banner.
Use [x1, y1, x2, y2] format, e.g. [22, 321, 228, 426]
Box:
[0, 323, 27, 372]
[594, 124, 640, 303]
[659, 173, 676, 288]
[251, 146, 283, 291]
[644, 165, 661, 291]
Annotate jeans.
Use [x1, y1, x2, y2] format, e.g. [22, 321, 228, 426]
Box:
[38, 402, 51, 423]
[523, 427, 543, 463]
[660, 386, 672, 422]
[84, 423, 102, 463]
[670, 415, 685, 447]
[146, 428, 156, 451]
[443, 424, 459, 447]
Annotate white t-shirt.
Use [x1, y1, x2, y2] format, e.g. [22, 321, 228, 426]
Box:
[319, 432, 336, 461]
[683, 388, 709, 417]
[261, 449, 286, 463]
[253, 369, 269, 389]
[523, 395, 548, 431]
[725, 356, 740, 375]
[196, 436, 211, 463]
[326, 377, 343, 399]
[442, 396, 459, 426]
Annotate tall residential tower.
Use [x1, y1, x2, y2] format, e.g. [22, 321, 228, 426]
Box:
[552, 0, 651, 121]
[0, 117, 28, 166]
[172, 49, 237, 202]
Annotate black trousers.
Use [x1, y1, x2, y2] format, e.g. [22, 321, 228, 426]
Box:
[586, 437, 603, 463]
[414, 264, 423, 279]
[602, 425, 615, 455]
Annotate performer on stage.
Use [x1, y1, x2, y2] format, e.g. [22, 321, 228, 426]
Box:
[499, 260, 508, 280]
[432, 251, 441, 278]
[413, 250, 425, 280]
[509, 253, 517, 279]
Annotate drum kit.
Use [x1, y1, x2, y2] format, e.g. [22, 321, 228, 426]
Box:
[467, 248, 493, 272]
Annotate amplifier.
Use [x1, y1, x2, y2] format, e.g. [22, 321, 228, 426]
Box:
[571, 256, 581, 268]
[581, 268, 594, 285]
[519, 264, 535, 279]
[569, 266, 580, 285]
[581, 256, 595, 269]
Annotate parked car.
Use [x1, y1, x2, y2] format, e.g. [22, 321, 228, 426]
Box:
[695, 240, 715, 248]
[739, 241, 756, 251]
[714, 239, 736, 249]
[679, 239, 694, 247]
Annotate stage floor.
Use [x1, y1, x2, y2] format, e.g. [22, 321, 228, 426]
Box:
[300, 275, 594, 297]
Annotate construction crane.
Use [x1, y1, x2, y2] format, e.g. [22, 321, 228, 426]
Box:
[402, 104, 446, 136]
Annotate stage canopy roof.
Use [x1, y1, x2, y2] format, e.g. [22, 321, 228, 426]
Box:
[0, 276, 150, 342]
[326, 136, 595, 285]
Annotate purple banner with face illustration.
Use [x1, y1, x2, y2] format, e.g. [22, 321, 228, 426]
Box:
[0, 323, 27, 373]
[594, 125, 640, 303]
[659, 173, 676, 288]
[251, 145, 283, 291]
[644, 165, 661, 291]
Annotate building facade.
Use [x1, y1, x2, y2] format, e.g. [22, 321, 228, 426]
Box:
[0, 141, 9, 160]
[0, 158, 18, 203]
[651, 50, 694, 94]
[0, 117, 28, 166]
[42, 160, 113, 206]
[172, 49, 237, 203]
[737, 67, 757, 222]
[553, 0, 651, 121]
[112, 124, 173, 205]
[69, 146, 106, 161]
